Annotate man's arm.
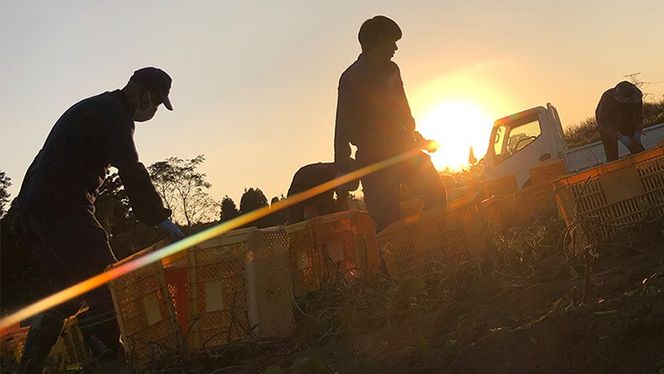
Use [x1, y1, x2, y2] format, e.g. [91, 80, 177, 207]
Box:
[631, 101, 644, 133]
[391, 63, 417, 134]
[335, 77, 356, 170]
[595, 92, 621, 140]
[105, 119, 171, 226]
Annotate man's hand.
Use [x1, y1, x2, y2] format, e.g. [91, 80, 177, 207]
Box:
[158, 219, 184, 241]
[423, 139, 439, 153]
[413, 131, 438, 153]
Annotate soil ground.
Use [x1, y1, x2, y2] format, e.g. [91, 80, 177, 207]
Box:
[3, 215, 662, 373]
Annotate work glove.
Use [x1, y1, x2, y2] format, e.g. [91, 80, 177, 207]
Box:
[158, 219, 184, 241]
[619, 135, 633, 148]
[632, 131, 643, 144]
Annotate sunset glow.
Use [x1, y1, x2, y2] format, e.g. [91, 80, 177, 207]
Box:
[416, 100, 494, 171]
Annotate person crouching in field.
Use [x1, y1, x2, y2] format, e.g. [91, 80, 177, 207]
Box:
[286, 162, 357, 223]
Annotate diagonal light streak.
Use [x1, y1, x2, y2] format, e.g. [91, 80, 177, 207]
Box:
[0, 146, 425, 332]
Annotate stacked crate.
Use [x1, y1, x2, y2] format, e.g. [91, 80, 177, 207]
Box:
[286, 210, 378, 295]
[108, 227, 293, 368]
[377, 193, 486, 279]
[107, 241, 185, 368]
[185, 227, 292, 349]
[554, 146, 664, 254]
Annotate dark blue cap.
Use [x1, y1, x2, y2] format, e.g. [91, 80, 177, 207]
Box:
[613, 81, 642, 104]
[130, 67, 173, 110]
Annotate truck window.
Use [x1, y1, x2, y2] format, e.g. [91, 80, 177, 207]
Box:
[506, 120, 541, 155]
[493, 118, 542, 161]
[494, 126, 507, 156]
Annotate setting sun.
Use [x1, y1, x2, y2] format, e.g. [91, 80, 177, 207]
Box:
[416, 100, 494, 171]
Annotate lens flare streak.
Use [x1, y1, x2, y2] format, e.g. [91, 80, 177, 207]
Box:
[0, 147, 424, 332]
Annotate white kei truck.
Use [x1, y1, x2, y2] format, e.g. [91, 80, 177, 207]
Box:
[481, 103, 664, 189]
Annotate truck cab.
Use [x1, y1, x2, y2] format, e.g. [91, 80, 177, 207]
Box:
[482, 103, 664, 190]
[482, 104, 567, 188]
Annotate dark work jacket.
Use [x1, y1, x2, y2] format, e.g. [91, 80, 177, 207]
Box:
[15, 90, 171, 226]
[334, 54, 417, 167]
[287, 162, 337, 200]
[286, 162, 339, 223]
[595, 89, 644, 140]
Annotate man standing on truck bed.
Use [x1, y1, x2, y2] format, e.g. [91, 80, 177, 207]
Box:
[13, 67, 184, 372]
[334, 15, 446, 231]
[596, 81, 645, 162]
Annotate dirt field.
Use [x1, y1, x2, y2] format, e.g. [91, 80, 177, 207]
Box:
[149, 215, 664, 374]
[4, 214, 660, 373]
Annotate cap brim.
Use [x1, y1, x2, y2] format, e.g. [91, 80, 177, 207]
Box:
[161, 93, 173, 111]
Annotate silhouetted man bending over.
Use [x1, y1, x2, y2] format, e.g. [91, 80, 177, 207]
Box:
[286, 162, 355, 223]
[596, 81, 645, 162]
[14, 67, 184, 372]
[334, 15, 446, 231]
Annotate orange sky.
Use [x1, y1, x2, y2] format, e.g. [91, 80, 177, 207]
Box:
[2, 1, 664, 205]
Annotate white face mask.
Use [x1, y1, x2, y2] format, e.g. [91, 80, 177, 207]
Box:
[133, 91, 158, 122]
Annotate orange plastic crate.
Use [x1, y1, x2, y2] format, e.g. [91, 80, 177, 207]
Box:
[400, 199, 425, 223]
[554, 147, 664, 251]
[286, 210, 379, 294]
[107, 241, 185, 369]
[377, 193, 486, 280]
[555, 147, 664, 225]
[109, 228, 294, 364]
[2, 325, 29, 367]
[2, 316, 89, 372]
[515, 182, 557, 218]
[479, 196, 506, 231]
[185, 227, 293, 350]
[482, 174, 518, 198]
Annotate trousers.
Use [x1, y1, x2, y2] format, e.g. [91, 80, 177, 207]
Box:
[358, 150, 447, 232]
[600, 130, 645, 162]
[17, 206, 121, 372]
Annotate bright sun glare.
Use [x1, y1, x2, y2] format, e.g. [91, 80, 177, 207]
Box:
[416, 100, 494, 171]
